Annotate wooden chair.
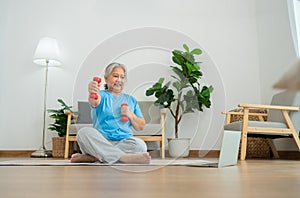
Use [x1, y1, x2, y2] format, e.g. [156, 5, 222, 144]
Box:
[64, 101, 166, 159]
[223, 108, 278, 158]
[223, 91, 300, 160]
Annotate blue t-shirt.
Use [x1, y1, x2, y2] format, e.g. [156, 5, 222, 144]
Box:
[91, 90, 143, 141]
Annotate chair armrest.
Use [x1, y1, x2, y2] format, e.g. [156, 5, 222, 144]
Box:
[222, 111, 242, 124]
[238, 104, 300, 111]
[64, 110, 78, 119]
[222, 108, 268, 124]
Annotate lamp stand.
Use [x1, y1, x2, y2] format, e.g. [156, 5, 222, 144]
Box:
[31, 60, 52, 158]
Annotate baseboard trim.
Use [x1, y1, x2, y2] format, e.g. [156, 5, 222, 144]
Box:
[0, 150, 35, 158]
[1, 150, 300, 159]
[277, 151, 300, 160]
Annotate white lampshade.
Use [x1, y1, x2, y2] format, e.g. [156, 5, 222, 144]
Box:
[33, 37, 62, 66]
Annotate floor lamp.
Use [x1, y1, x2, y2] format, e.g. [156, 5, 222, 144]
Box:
[31, 37, 62, 157]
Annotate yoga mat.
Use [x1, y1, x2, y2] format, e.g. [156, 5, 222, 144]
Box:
[0, 159, 213, 166]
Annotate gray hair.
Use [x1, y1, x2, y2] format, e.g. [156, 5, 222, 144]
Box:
[104, 62, 127, 89]
[104, 62, 127, 78]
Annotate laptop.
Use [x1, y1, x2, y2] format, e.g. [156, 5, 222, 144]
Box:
[186, 130, 241, 168]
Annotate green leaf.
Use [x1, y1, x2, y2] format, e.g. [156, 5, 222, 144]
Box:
[172, 81, 181, 92]
[191, 70, 202, 78]
[172, 50, 185, 66]
[188, 76, 197, 84]
[47, 109, 61, 113]
[191, 48, 202, 55]
[145, 78, 165, 96]
[171, 66, 185, 80]
[208, 85, 214, 93]
[145, 89, 155, 96]
[183, 44, 189, 52]
[183, 52, 195, 64]
[57, 99, 66, 106]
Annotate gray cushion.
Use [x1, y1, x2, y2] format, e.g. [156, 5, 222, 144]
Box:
[135, 101, 163, 136]
[70, 123, 162, 136]
[224, 121, 287, 134]
[138, 101, 161, 124]
[69, 124, 92, 135]
[76, 101, 92, 124]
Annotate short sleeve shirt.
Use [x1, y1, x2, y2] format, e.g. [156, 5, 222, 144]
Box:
[91, 90, 143, 141]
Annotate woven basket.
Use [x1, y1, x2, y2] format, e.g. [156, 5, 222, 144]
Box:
[52, 137, 74, 158]
[230, 108, 271, 159]
[230, 108, 267, 122]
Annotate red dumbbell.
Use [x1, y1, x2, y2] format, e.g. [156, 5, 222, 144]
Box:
[89, 77, 102, 100]
[89, 93, 98, 100]
[93, 77, 101, 84]
[121, 103, 129, 122]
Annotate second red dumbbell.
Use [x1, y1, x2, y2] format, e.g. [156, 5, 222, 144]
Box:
[121, 103, 129, 122]
[89, 77, 102, 100]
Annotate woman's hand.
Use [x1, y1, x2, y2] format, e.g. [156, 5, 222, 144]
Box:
[120, 105, 131, 120]
[88, 80, 101, 107]
[121, 105, 146, 131]
[88, 80, 100, 94]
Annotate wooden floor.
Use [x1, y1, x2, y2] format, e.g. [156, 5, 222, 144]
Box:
[0, 158, 300, 198]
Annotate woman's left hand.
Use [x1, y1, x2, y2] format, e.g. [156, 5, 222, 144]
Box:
[121, 105, 131, 120]
[120, 104, 146, 131]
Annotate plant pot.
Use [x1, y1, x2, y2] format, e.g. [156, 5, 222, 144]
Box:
[52, 137, 74, 158]
[168, 138, 190, 158]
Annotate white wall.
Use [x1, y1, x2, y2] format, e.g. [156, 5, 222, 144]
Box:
[257, 0, 298, 103]
[0, 0, 294, 151]
[256, 0, 299, 150]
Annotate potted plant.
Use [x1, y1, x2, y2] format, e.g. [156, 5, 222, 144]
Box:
[145, 44, 214, 157]
[48, 99, 76, 157]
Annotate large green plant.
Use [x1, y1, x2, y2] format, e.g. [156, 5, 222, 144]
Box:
[48, 99, 75, 137]
[146, 44, 214, 138]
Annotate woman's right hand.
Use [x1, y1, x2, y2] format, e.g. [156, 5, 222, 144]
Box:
[88, 80, 100, 94]
[88, 80, 101, 107]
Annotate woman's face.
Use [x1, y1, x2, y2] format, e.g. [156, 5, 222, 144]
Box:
[105, 67, 126, 95]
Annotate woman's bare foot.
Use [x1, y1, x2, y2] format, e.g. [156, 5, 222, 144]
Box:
[119, 152, 151, 164]
[70, 153, 98, 163]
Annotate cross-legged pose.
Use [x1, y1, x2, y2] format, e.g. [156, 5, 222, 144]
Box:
[71, 62, 150, 164]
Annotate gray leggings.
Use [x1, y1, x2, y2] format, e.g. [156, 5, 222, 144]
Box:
[76, 127, 147, 164]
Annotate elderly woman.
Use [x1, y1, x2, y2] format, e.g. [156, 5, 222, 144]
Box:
[71, 63, 151, 164]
